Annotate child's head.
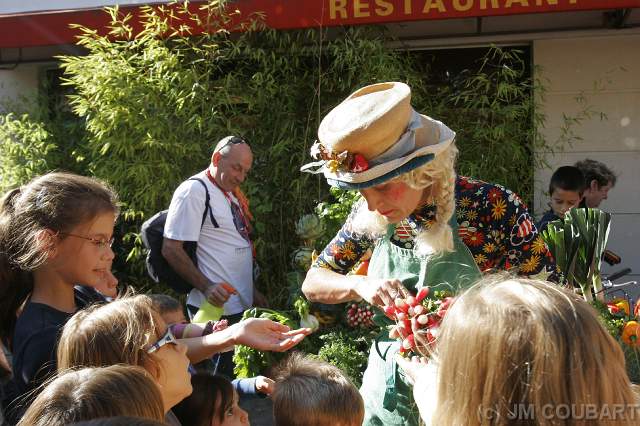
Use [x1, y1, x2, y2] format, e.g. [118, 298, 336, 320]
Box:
[57, 295, 192, 412]
[17, 364, 164, 426]
[0, 172, 119, 344]
[173, 373, 249, 426]
[574, 158, 617, 208]
[272, 353, 364, 426]
[149, 293, 186, 325]
[432, 275, 639, 425]
[548, 166, 584, 217]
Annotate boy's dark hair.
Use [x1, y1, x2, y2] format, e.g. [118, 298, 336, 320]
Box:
[272, 353, 364, 426]
[574, 159, 617, 188]
[548, 166, 585, 195]
[148, 294, 181, 315]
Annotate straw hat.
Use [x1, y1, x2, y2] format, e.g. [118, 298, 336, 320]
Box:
[301, 82, 455, 189]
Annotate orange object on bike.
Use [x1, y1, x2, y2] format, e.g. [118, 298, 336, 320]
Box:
[621, 321, 640, 347]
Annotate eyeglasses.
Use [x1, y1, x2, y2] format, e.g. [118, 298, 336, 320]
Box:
[59, 233, 114, 249]
[146, 328, 178, 354]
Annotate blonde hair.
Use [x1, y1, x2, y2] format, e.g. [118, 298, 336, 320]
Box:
[17, 365, 164, 426]
[431, 275, 639, 426]
[272, 352, 364, 426]
[57, 295, 161, 372]
[350, 143, 458, 256]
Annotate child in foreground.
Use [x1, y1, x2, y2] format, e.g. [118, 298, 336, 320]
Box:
[272, 352, 364, 426]
[173, 373, 250, 426]
[398, 275, 640, 426]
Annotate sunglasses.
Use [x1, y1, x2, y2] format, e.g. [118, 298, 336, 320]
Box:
[146, 328, 178, 354]
[218, 136, 249, 151]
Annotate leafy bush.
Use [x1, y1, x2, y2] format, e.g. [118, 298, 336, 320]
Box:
[1, 1, 560, 305]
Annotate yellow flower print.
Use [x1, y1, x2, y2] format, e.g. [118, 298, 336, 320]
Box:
[466, 210, 478, 221]
[483, 242, 497, 253]
[531, 236, 547, 255]
[491, 198, 507, 220]
[458, 197, 472, 208]
[341, 240, 357, 261]
[509, 214, 517, 226]
[520, 255, 541, 274]
[474, 253, 488, 265]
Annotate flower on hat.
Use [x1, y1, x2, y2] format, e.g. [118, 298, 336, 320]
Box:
[351, 154, 369, 173]
[309, 141, 369, 174]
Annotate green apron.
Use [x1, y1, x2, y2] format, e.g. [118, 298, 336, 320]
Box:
[360, 218, 481, 426]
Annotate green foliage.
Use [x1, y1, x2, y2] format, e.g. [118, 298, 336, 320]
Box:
[233, 307, 296, 378]
[2, 4, 571, 304]
[0, 83, 87, 193]
[313, 328, 373, 387]
[0, 114, 54, 191]
[54, 3, 425, 300]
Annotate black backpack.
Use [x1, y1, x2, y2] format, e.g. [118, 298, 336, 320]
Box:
[141, 177, 218, 294]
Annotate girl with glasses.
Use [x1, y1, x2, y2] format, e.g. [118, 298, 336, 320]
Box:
[0, 172, 119, 422]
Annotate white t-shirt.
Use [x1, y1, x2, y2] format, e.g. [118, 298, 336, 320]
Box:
[163, 171, 253, 315]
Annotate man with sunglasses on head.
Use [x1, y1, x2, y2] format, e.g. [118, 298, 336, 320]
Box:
[162, 135, 267, 378]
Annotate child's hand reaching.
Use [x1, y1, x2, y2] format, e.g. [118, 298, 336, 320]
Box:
[255, 375, 275, 396]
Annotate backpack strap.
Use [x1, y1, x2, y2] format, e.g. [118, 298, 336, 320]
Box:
[188, 177, 219, 229]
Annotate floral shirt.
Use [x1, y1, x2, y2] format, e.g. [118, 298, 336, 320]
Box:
[313, 176, 554, 276]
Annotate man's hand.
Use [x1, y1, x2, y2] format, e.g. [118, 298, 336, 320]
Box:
[231, 318, 312, 352]
[204, 282, 232, 307]
[253, 288, 269, 308]
[354, 277, 411, 309]
[255, 375, 275, 395]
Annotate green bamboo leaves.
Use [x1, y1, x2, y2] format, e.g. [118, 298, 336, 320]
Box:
[541, 208, 611, 302]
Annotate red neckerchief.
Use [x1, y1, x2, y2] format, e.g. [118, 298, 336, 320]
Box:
[205, 169, 255, 257]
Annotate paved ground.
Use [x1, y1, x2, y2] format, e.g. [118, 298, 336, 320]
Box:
[240, 394, 275, 426]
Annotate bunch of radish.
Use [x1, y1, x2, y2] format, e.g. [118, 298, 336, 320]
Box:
[383, 286, 455, 356]
[346, 302, 375, 328]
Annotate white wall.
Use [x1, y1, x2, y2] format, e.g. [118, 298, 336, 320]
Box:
[533, 33, 640, 291]
[0, 64, 40, 113]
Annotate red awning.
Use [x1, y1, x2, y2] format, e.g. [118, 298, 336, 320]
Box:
[1, 0, 639, 49]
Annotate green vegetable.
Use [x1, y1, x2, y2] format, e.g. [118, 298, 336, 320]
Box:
[541, 208, 611, 302]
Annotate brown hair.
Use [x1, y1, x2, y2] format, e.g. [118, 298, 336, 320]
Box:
[432, 275, 640, 425]
[173, 373, 235, 426]
[0, 172, 119, 346]
[57, 295, 160, 372]
[148, 293, 182, 316]
[17, 365, 164, 426]
[272, 352, 364, 426]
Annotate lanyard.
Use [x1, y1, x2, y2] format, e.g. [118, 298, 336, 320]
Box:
[205, 170, 254, 256]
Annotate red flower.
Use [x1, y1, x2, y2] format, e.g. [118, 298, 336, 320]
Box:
[464, 231, 485, 247]
[488, 188, 502, 201]
[351, 154, 369, 173]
